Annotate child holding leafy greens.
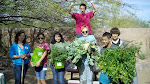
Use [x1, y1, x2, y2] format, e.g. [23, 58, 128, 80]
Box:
[78, 25, 97, 84]
[48, 32, 67, 84]
[110, 28, 138, 84]
[99, 32, 116, 84]
[30, 33, 50, 84]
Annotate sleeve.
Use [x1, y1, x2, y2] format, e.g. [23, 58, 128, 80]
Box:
[87, 11, 94, 19]
[72, 13, 78, 20]
[44, 43, 50, 50]
[9, 43, 15, 59]
[121, 40, 127, 47]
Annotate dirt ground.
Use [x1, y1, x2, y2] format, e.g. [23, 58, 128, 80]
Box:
[5, 55, 150, 84]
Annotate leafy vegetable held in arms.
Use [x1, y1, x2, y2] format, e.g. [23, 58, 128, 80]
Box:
[49, 42, 68, 63]
[96, 43, 141, 83]
[66, 38, 101, 67]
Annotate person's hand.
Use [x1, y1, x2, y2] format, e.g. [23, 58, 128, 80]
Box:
[24, 56, 28, 60]
[52, 63, 55, 69]
[92, 42, 96, 45]
[36, 61, 41, 67]
[19, 54, 26, 59]
[92, 50, 97, 56]
[30, 61, 34, 67]
[47, 55, 51, 59]
[83, 43, 90, 51]
[99, 65, 101, 69]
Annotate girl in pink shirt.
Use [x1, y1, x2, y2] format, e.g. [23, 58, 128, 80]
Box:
[31, 33, 50, 84]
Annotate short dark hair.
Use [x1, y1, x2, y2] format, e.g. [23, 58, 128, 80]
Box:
[37, 33, 45, 38]
[51, 32, 64, 44]
[110, 27, 120, 36]
[102, 32, 111, 39]
[15, 30, 26, 45]
[80, 3, 86, 9]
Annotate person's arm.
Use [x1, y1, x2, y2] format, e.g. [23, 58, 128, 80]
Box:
[83, 43, 90, 51]
[36, 50, 47, 67]
[36, 43, 50, 67]
[9, 43, 26, 59]
[25, 54, 30, 58]
[91, 1, 97, 13]
[12, 54, 26, 59]
[68, 3, 74, 15]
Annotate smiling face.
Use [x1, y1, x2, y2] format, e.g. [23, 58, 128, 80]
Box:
[80, 6, 86, 14]
[38, 35, 45, 44]
[102, 36, 111, 47]
[18, 33, 25, 42]
[81, 28, 89, 37]
[55, 34, 61, 42]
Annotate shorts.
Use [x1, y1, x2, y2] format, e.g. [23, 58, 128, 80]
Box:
[35, 65, 47, 80]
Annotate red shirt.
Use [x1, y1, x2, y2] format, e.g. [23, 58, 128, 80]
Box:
[72, 11, 94, 34]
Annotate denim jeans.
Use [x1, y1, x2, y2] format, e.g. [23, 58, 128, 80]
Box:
[13, 64, 28, 84]
[78, 65, 93, 84]
[50, 63, 65, 84]
[35, 65, 47, 80]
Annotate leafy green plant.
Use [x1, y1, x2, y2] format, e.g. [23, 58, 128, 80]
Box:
[49, 42, 68, 63]
[86, 44, 101, 66]
[96, 43, 141, 83]
[49, 47, 68, 63]
[66, 38, 86, 66]
[66, 38, 101, 67]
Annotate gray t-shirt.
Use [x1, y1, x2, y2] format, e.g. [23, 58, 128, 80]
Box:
[100, 44, 117, 55]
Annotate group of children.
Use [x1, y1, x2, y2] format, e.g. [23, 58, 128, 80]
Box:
[9, 31, 68, 84]
[9, 27, 138, 84]
[9, 1, 138, 84]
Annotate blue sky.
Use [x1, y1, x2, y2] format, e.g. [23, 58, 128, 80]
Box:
[124, 0, 150, 21]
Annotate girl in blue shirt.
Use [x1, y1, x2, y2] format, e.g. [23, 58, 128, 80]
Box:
[9, 30, 31, 84]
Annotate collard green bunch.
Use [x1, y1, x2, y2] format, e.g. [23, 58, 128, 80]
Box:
[66, 38, 87, 66]
[96, 44, 141, 84]
[49, 42, 68, 63]
[66, 38, 101, 67]
[86, 45, 101, 66]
